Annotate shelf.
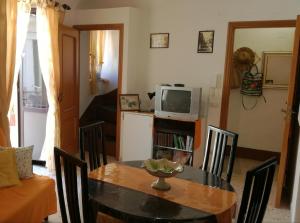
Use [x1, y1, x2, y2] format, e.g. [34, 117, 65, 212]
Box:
[154, 118, 195, 135]
[152, 117, 201, 167]
[153, 145, 193, 153]
[155, 128, 194, 136]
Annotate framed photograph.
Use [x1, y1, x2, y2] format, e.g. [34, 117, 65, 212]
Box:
[119, 94, 140, 111]
[197, 30, 214, 53]
[262, 51, 291, 88]
[150, 33, 169, 48]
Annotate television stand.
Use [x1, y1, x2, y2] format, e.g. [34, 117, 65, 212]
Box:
[152, 116, 201, 166]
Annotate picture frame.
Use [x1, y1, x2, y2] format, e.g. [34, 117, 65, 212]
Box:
[262, 51, 291, 88]
[150, 33, 169, 48]
[119, 94, 140, 111]
[197, 30, 214, 53]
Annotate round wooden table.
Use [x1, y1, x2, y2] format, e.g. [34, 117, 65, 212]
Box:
[88, 161, 237, 223]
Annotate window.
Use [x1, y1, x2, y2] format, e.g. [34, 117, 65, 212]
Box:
[21, 31, 48, 109]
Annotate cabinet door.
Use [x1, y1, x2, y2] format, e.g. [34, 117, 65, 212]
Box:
[121, 112, 153, 161]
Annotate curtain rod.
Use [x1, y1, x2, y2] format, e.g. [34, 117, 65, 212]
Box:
[29, 1, 71, 15]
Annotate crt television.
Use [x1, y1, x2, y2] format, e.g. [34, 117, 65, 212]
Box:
[154, 85, 201, 121]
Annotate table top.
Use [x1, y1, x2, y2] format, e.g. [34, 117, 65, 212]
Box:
[88, 161, 236, 223]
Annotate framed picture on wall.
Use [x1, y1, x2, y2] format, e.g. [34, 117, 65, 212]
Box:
[119, 94, 140, 111]
[262, 51, 292, 88]
[150, 33, 169, 48]
[197, 30, 214, 53]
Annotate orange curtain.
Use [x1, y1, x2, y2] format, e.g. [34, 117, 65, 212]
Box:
[0, 0, 17, 146]
[36, 3, 61, 170]
[89, 31, 106, 95]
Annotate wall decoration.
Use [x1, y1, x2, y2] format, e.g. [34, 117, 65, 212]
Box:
[119, 94, 140, 111]
[150, 33, 169, 48]
[197, 30, 214, 53]
[262, 51, 292, 88]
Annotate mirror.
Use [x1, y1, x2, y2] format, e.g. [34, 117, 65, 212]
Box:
[262, 51, 292, 88]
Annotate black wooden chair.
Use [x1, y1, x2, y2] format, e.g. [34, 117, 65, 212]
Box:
[236, 157, 277, 223]
[79, 121, 107, 171]
[201, 125, 238, 183]
[54, 147, 90, 223]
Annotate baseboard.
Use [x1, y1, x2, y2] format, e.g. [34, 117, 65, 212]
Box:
[226, 146, 280, 162]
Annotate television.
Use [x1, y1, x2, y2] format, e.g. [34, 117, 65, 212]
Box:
[154, 85, 201, 121]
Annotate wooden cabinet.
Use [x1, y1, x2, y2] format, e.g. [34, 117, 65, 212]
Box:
[152, 117, 201, 166]
[120, 112, 201, 166]
[120, 112, 154, 161]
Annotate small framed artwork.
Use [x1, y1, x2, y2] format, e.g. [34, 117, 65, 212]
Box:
[150, 33, 169, 48]
[119, 94, 140, 111]
[197, 30, 214, 53]
[262, 51, 291, 88]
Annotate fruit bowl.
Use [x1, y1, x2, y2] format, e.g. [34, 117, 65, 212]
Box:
[143, 158, 184, 191]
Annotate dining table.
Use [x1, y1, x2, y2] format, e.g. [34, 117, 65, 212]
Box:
[88, 161, 237, 223]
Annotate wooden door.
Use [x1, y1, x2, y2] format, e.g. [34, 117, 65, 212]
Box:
[59, 26, 79, 154]
[275, 16, 300, 207]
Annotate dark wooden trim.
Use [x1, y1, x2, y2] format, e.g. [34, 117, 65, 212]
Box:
[276, 16, 300, 207]
[73, 24, 124, 161]
[73, 24, 124, 31]
[225, 20, 295, 29]
[219, 19, 296, 129]
[226, 146, 280, 162]
[32, 159, 46, 166]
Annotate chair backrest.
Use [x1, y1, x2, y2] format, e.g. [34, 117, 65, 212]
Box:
[54, 147, 89, 223]
[237, 157, 277, 223]
[79, 121, 107, 171]
[202, 125, 238, 183]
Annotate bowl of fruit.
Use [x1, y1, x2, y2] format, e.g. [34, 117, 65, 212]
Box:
[143, 158, 184, 191]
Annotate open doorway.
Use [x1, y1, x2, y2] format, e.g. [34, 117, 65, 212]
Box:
[227, 27, 294, 160]
[220, 20, 300, 208]
[75, 24, 124, 160]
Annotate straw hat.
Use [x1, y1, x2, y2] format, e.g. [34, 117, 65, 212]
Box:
[233, 47, 255, 66]
[230, 47, 255, 89]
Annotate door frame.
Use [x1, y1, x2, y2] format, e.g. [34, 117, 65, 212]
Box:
[220, 20, 296, 129]
[74, 24, 124, 161]
[219, 20, 296, 207]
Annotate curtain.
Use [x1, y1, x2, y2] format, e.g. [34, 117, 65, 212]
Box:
[11, 1, 31, 106]
[0, 0, 30, 146]
[89, 31, 106, 95]
[36, 3, 61, 170]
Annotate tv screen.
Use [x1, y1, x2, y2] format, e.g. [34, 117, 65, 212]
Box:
[161, 89, 191, 113]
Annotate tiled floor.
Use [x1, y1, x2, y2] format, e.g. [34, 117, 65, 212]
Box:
[34, 157, 291, 223]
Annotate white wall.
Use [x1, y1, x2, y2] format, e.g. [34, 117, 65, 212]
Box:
[291, 111, 300, 222]
[291, 132, 300, 222]
[227, 28, 294, 152]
